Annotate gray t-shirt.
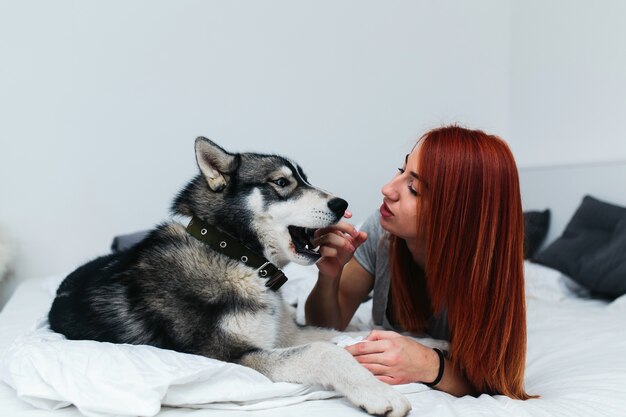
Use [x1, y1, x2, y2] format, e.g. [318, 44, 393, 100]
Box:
[354, 212, 449, 340]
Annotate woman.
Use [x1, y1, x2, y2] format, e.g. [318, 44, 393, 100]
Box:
[305, 125, 533, 399]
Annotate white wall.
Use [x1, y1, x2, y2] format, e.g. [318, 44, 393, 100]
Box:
[0, 0, 512, 307]
[1, 0, 625, 309]
[510, 0, 626, 167]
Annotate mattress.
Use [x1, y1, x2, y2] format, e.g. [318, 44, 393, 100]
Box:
[1, 262, 626, 417]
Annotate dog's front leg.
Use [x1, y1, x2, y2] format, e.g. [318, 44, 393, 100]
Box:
[238, 342, 411, 417]
[275, 304, 367, 346]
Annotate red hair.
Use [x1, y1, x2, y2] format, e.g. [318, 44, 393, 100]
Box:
[390, 126, 534, 399]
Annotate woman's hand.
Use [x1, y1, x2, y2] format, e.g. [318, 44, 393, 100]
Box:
[313, 216, 367, 280]
[345, 330, 440, 385]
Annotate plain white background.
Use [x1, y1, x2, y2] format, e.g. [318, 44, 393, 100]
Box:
[1, 0, 625, 307]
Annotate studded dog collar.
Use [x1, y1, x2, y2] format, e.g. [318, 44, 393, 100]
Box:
[185, 216, 288, 291]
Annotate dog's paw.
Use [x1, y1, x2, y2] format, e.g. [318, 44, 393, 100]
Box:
[347, 384, 411, 417]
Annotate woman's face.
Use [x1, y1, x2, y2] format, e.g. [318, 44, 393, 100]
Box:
[379, 145, 426, 242]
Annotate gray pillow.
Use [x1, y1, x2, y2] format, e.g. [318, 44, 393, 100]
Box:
[111, 230, 150, 252]
[534, 195, 626, 299]
[524, 209, 551, 259]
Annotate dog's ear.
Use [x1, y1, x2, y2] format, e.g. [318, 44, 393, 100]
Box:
[195, 137, 237, 192]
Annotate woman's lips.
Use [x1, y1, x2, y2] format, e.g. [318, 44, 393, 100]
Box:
[380, 202, 394, 218]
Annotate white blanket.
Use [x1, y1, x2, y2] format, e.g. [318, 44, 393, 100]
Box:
[0, 266, 415, 417]
[1, 317, 347, 416]
[2, 262, 626, 417]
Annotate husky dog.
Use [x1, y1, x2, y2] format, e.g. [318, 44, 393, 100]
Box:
[48, 138, 411, 417]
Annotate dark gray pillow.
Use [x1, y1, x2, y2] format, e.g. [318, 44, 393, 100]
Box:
[524, 209, 551, 259]
[111, 230, 150, 252]
[534, 195, 626, 299]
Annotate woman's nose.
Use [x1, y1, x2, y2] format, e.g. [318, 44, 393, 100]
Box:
[381, 176, 400, 200]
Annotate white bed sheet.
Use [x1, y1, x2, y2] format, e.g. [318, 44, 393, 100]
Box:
[1, 262, 626, 417]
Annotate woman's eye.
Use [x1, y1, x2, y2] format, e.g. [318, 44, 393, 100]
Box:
[273, 178, 289, 187]
[398, 167, 419, 195]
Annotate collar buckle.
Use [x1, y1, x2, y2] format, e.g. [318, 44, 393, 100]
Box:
[265, 270, 288, 291]
[257, 261, 271, 277]
[258, 261, 287, 291]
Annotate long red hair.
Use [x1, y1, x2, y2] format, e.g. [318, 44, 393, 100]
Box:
[390, 126, 533, 399]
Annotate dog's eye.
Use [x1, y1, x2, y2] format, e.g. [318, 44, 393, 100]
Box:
[273, 178, 290, 187]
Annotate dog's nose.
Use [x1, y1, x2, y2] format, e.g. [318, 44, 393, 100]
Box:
[327, 198, 349, 216]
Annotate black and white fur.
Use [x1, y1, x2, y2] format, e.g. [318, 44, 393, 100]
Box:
[49, 137, 411, 417]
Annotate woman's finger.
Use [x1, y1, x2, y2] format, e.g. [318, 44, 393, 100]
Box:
[345, 340, 389, 356]
[314, 232, 353, 250]
[315, 221, 359, 239]
[353, 352, 391, 366]
[360, 362, 391, 376]
[376, 375, 399, 385]
[353, 231, 367, 247]
[317, 245, 336, 256]
[365, 330, 402, 341]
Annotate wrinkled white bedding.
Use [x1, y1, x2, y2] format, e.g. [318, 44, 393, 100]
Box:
[1, 261, 625, 417]
[2, 319, 344, 416]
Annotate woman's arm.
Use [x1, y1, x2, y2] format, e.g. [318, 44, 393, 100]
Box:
[345, 330, 477, 397]
[432, 355, 477, 397]
[304, 221, 373, 330]
[305, 257, 374, 330]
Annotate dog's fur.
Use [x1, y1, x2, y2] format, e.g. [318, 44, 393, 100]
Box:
[48, 138, 411, 416]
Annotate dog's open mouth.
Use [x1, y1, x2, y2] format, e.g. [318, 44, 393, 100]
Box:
[288, 226, 320, 260]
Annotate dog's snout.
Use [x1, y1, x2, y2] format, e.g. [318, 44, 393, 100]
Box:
[327, 198, 348, 216]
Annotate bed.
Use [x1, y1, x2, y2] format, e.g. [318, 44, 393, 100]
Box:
[1, 161, 625, 417]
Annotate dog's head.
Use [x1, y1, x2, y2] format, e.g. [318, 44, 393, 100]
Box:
[172, 137, 348, 268]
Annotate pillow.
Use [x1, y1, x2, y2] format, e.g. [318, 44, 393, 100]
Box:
[111, 230, 150, 252]
[523, 260, 589, 302]
[534, 196, 626, 299]
[523, 209, 551, 259]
